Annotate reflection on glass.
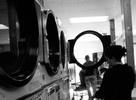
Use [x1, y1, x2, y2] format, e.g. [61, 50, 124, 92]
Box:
[74, 34, 103, 66]
[0, 0, 10, 53]
[0, 0, 17, 74]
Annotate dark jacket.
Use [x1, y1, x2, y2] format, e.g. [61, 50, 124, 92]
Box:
[83, 61, 95, 76]
[95, 64, 135, 100]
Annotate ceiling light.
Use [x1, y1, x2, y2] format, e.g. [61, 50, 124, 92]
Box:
[0, 24, 9, 29]
[69, 16, 109, 23]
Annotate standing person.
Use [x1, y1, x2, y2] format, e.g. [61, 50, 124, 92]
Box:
[94, 45, 136, 100]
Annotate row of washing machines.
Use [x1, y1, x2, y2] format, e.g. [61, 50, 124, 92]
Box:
[0, 0, 70, 100]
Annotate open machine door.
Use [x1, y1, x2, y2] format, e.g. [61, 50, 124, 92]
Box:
[0, 0, 40, 87]
[68, 30, 111, 69]
[60, 30, 68, 74]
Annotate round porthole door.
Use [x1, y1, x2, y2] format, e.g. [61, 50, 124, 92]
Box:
[68, 30, 111, 69]
[60, 30, 68, 71]
[41, 9, 60, 76]
[0, 0, 39, 87]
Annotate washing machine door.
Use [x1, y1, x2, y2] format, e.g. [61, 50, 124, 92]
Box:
[41, 9, 60, 76]
[60, 30, 68, 72]
[68, 30, 111, 69]
[0, 0, 39, 87]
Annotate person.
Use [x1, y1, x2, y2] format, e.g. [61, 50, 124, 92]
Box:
[75, 55, 97, 100]
[83, 55, 97, 100]
[75, 55, 95, 91]
[94, 45, 136, 100]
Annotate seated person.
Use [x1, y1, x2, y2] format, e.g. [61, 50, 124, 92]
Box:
[83, 55, 97, 100]
[75, 55, 96, 96]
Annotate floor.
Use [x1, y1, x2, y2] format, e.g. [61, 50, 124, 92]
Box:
[69, 83, 136, 100]
[69, 66, 136, 100]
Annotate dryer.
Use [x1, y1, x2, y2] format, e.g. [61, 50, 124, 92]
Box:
[17, 8, 69, 100]
[39, 9, 62, 84]
[59, 30, 69, 77]
[0, 0, 45, 99]
[59, 29, 70, 100]
[34, 9, 70, 100]
[0, 0, 70, 100]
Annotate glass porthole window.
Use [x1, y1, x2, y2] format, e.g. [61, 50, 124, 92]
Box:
[0, 0, 39, 87]
[41, 10, 60, 76]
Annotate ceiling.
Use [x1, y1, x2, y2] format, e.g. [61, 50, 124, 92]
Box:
[44, 0, 136, 40]
[0, 0, 136, 41]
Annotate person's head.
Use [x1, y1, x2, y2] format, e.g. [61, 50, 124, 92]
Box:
[85, 55, 90, 61]
[104, 45, 126, 66]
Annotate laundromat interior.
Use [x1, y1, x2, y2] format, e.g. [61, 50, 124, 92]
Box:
[0, 0, 136, 100]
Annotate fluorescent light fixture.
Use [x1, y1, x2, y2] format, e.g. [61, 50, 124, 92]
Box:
[69, 16, 109, 23]
[0, 24, 9, 29]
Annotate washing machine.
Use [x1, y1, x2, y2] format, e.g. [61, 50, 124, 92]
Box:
[38, 9, 62, 84]
[17, 7, 69, 100]
[59, 29, 70, 100]
[55, 17, 69, 79]
[0, 0, 70, 99]
[0, 0, 46, 99]
[35, 9, 70, 100]
[59, 30, 69, 77]
[17, 8, 69, 100]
